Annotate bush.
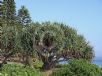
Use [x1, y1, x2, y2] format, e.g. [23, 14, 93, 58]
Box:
[55, 64, 68, 68]
[0, 64, 43, 76]
[51, 59, 102, 76]
[33, 59, 43, 69]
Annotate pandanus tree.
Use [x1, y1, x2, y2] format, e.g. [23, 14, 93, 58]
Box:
[19, 25, 38, 67]
[33, 22, 94, 70]
[0, 21, 94, 70]
[0, 24, 21, 67]
[33, 22, 64, 70]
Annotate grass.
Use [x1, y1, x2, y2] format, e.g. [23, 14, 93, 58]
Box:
[42, 69, 53, 76]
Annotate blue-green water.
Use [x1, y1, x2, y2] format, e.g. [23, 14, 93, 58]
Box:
[93, 58, 102, 67]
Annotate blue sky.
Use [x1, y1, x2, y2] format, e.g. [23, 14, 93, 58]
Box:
[15, 0, 102, 57]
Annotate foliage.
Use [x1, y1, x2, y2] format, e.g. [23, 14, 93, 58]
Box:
[33, 22, 64, 70]
[32, 22, 94, 70]
[2, 0, 16, 19]
[60, 24, 94, 61]
[0, 0, 94, 71]
[55, 64, 66, 68]
[17, 6, 31, 26]
[33, 59, 43, 69]
[0, 24, 23, 66]
[0, 22, 95, 70]
[19, 25, 38, 67]
[0, 63, 43, 76]
[2, 0, 16, 25]
[51, 59, 102, 76]
[1, 25, 20, 50]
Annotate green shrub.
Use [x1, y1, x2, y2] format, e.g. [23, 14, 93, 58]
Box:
[33, 59, 43, 69]
[55, 64, 68, 69]
[51, 59, 102, 76]
[0, 64, 43, 76]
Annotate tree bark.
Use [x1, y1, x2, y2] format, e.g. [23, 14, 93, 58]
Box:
[41, 55, 55, 71]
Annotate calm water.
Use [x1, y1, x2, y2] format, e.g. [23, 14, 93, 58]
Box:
[93, 58, 102, 67]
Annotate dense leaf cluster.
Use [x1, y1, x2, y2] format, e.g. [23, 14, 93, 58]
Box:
[0, 22, 95, 70]
[0, 63, 42, 76]
[51, 59, 102, 76]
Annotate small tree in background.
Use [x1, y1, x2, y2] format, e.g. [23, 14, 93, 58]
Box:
[17, 6, 31, 26]
[2, 0, 16, 26]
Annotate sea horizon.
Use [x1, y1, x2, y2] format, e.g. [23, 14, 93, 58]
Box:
[93, 57, 102, 67]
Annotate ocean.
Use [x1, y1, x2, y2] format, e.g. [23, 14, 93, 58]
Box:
[93, 57, 102, 67]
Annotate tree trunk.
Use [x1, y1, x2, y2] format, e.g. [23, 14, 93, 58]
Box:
[42, 61, 52, 70]
[41, 55, 55, 71]
[36, 49, 56, 71]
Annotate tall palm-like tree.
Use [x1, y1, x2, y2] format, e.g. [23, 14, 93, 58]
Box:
[33, 22, 64, 70]
[0, 25, 21, 67]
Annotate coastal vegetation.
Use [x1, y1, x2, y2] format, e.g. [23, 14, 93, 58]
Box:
[0, 63, 42, 76]
[0, 0, 102, 76]
[51, 59, 102, 76]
